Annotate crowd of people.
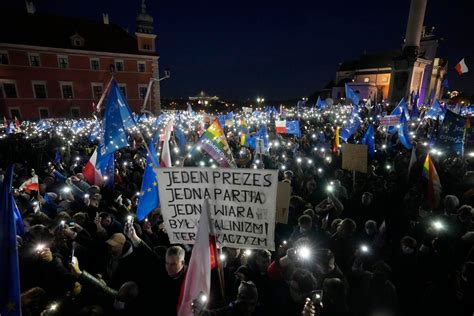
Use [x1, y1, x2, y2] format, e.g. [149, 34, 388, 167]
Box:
[1, 102, 474, 316]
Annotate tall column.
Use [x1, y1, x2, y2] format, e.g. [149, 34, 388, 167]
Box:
[404, 0, 428, 55]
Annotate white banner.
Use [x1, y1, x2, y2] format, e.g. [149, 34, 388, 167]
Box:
[155, 168, 278, 250]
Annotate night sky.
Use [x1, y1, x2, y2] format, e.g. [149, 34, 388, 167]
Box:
[6, 0, 474, 101]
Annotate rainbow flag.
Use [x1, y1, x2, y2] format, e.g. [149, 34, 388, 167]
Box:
[240, 132, 246, 146]
[422, 153, 442, 208]
[197, 119, 236, 168]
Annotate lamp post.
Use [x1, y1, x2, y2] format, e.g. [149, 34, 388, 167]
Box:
[141, 69, 171, 115]
[256, 97, 265, 108]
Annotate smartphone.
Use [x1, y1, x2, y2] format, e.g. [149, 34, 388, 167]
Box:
[310, 290, 323, 306]
[68, 221, 76, 228]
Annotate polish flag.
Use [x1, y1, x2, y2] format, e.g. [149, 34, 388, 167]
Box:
[83, 149, 103, 185]
[14, 116, 20, 129]
[19, 175, 39, 193]
[455, 58, 469, 75]
[160, 119, 174, 167]
[3, 116, 7, 129]
[177, 199, 218, 316]
[275, 120, 286, 134]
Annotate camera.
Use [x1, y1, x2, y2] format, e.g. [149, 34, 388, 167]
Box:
[310, 290, 323, 306]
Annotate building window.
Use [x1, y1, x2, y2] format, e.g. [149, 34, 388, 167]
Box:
[92, 83, 103, 99]
[3, 82, 18, 98]
[60, 82, 74, 99]
[118, 84, 127, 98]
[33, 82, 47, 99]
[29, 54, 41, 67]
[10, 108, 20, 119]
[143, 44, 150, 50]
[58, 55, 69, 68]
[363, 77, 370, 83]
[0, 51, 8, 65]
[138, 61, 146, 72]
[39, 108, 49, 118]
[114, 59, 124, 72]
[71, 108, 80, 118]
[382, 77, 388, 82]
[138, 85, 148, 99]
[90, 58, 100, 71]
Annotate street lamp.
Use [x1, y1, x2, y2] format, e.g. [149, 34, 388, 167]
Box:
[141, 69, 171, 114]
[257, 97, 265, 107]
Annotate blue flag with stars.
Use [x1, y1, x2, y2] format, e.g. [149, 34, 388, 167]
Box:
[137, 142, 160, 221]
[345, 83, 360, 105]
[398, 110, 412, 150]
[0, 165, 22, 316]
[361, 124, 375, 158]
[101, 80, 136, 157]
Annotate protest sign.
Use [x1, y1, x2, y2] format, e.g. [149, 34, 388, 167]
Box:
[275, 182, 291, 224]
[155, 168, 278, 250]
[435, 110, 465, 155]
[379, 115, 400, 126]
[342, 143, 368, 173]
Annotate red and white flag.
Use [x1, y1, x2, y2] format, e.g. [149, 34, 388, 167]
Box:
[14, 116, 20, 129]
[160, 119, 174, 167]
[455, 58, 469, 75]
[3, 116, 7, 129]
[20, 175, 39, 193]
[83, 149, 103, 185]
[275, 120, 287, 134]
[177, 199, 218, 316]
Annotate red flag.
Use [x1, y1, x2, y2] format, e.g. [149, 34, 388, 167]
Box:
[3, 116, 7, 129]
[83, 149, 103, 185]
[177, 200, 216, 316]
[455, 58, 469, 75]
[19, 175, 39, 193]
[14, 116, 20, 129]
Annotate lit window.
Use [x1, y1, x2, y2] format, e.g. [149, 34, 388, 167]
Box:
[364, 77, 370, 83]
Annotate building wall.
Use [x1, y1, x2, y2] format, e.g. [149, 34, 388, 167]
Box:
[354, 72, 391, 101]
[0, 45, 157, 119]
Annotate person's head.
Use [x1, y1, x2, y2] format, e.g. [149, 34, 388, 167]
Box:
[400, 236, 417, 254]
[444, 195, 460, 214]
[100, 213, 113, 227]
[305, 179, 317, 193]
[457, 205, 473, 223]
[72, 212, 89, 227]
[361, 192, 373, 206]
[89, 194, 101, 209]
[322, 278, 346, 304]
[318, 249, 335, 274]
[372, 261, 391, 283]
[105, 233, 126, 258]
[249, 249, 271, 274]
[235, 281, 259, 315]
[330, 219, 343, 233]
[165, 246, 185, 277]
[364, 220, 378, 236]
[289, 268, 317, 303]
[298, 215, 313, 233]
[337, 218, 357, 236]
[117, 281, 139, 304]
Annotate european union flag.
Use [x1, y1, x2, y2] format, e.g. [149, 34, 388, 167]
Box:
[174, 122, 187, 152]
[361, 124, 375, 158]
[389, 99, 410, 134]
[0, 166, 22, 316]
[316, 96, 327, 109]
[340, 108, 362, 141]
[398, 110, 413, 150]
[411, 93, 419, 119]
[137, 142, 160, 221]
[256, 126, 269, 152]
[88, 121, 101, 142]
[345, 83, 360, 105]
[286, 120, 301, 137]
[96, 152, 114, 190]
[102, 80, 136, 157]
